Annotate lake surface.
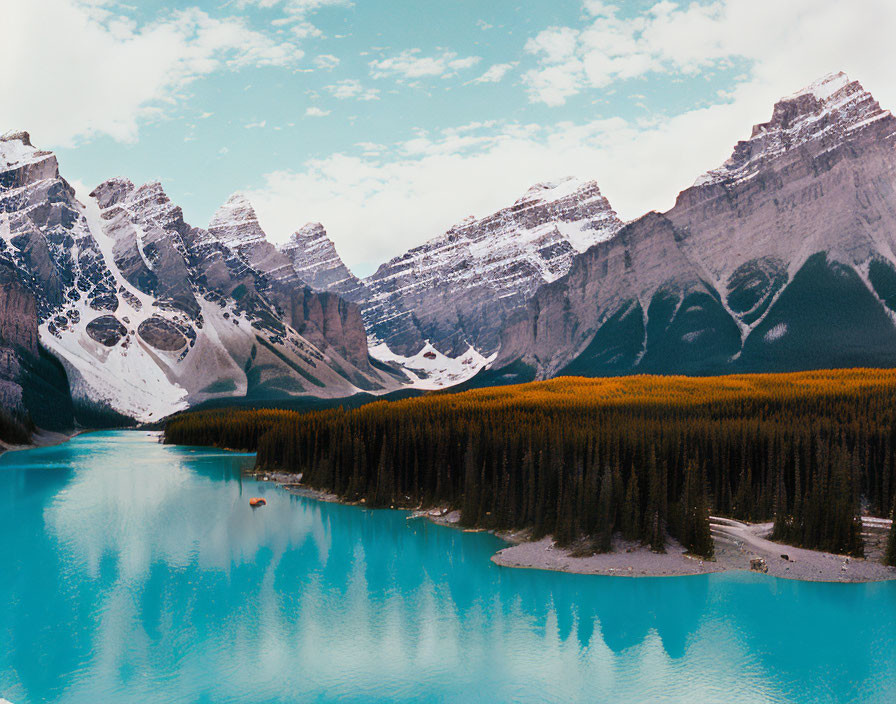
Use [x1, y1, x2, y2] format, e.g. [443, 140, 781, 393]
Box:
[0, 431, 894, 703]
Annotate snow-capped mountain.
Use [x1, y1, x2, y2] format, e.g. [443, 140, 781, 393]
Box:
[274, 176, 621, 386]
[346, 177, 622, 358]
[490, 72, 896, 381]
[358, 177, 622, 358]
[0, 132, 402, 423]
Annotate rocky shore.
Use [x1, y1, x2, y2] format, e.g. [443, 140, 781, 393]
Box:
[255, 470, 896, 583]
[491, 516, 896, 583]
[0, 429, 79, 456]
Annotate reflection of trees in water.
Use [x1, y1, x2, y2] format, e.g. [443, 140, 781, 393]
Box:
[487, 568, 710, 657]
[265, 499, 712, 661]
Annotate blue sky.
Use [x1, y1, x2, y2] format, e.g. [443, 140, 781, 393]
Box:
[5, 1, 895, 275]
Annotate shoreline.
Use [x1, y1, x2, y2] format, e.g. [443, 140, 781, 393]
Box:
[255, 469, 896, 584]
[0, 428, 83, 456]
[6, 432, 892, 583]
[489, 517, 896, 583]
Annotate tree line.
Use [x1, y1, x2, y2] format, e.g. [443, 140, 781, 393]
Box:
[164, 369, 896, 562]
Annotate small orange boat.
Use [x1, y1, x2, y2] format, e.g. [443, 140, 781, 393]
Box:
[249, 497, 266, 507]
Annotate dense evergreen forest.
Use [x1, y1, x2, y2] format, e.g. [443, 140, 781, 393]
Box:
[164, 369, 896, 562]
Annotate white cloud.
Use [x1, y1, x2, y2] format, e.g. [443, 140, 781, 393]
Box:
[236, 0, 351, 39]
[237, 0, 350, 12]
[0, 1, 302, 146]
[472, 62, 517, 84]
[314, 54, 341, 70]
[369, 49, 481, 81]
[525, 0, 896, 107]
[305, 106, 331, 117]
[247, 0, 896, 275]
[522, 60, 584, 106]
[325, 79, 380, 101]
[244, 120, 267, 128]
[524, 27, 580, 64]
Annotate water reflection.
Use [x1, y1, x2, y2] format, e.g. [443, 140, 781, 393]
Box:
[0, 432, 894, 703]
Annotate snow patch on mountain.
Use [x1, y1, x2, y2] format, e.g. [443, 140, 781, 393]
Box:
[370, 341, 495, 390]
[0, 131, 51, 169]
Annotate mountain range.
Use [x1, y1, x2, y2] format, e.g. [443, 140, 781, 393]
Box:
[2, 71, 896, 431]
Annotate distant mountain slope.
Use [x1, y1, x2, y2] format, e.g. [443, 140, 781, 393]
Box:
[354, 177, 622, 358]
[279, 222, 369, 301]
[490, 72, 896, 382]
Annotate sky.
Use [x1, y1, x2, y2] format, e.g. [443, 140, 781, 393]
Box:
[4, 0, 896, 276]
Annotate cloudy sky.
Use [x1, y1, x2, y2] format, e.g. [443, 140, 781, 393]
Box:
[3, 0, 896, 275]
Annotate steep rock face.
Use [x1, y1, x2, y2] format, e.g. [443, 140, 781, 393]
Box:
[91, 178, 200, 317]
[494, 72, 896, 380]
[279, 222, 369, 300]
[207, 196, 372, 369]
[0, 132, 118, 322]
[358, 177, 622, 357]
[0, 258, 38, 411]
[0, 259, 38, 355]
[0, 131, 402, 423]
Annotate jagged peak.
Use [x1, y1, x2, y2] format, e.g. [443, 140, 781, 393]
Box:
[1, 130, 33, 147]
[282, 222, 339, 257]
[293, 222, 328, 240]
[785, 71, 851, 103]
[208, 192, 267, 248]
[210, 192, 258, 226]
[514, 176, 600, 206]
[0, 130, 55, 171]
[92, 178, 173, 212]
[90, 177, 136, 209]
[132, 180, 169, 202]
[693, 72, 893, 188]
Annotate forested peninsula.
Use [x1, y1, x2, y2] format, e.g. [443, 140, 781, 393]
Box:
[164, 369, 896, 568]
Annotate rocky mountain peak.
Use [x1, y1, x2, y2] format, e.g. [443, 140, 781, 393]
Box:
[208, 193, 267, 249]
[0, 131, 48, 165]
[514, 176, 599, 207]
[90, 177, 135, 209]
[358, 173, 623, 358]
[295, 221, 326, 239]
[1, 130, 33, 147]
[493, 71, 896, 384]
[0, 131, 58, 184]
[279, 222, 367, 300]
[694, 72, 894, 187]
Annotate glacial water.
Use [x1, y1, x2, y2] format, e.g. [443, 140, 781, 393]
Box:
[0, 431, 894, 703]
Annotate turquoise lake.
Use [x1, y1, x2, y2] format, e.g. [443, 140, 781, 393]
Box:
[1, 431, 895, 703]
